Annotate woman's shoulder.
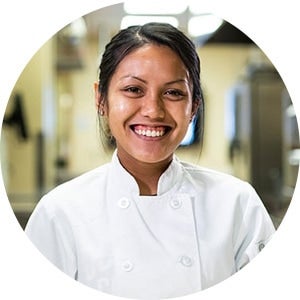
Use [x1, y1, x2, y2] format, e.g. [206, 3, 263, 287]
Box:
[179, 159, 255, 196]
[53, 163, 110, 194]
[181, 160, 243, 183]
[179, 160, 264, 214]
[35, 163, 111, 217]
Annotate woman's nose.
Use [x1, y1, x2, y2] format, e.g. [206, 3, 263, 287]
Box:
[141, 94, 165, 120]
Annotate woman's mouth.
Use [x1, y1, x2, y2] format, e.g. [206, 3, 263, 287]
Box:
[130, 125, 171, 138]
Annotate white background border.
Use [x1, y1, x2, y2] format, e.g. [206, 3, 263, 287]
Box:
[0, 1, 299, 299]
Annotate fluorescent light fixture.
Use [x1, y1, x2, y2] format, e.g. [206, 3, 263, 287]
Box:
[69, 17, 87, 38]
[61, 17, 87, 39]
[123, 1, 187, 15]
[121, 15, 179, 29]
[188, 14, 223, 37]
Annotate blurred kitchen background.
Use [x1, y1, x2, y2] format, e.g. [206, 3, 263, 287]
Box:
[1, 2, 299, 230]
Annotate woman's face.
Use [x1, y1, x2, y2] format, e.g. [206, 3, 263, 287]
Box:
[99, 44, 196, 165]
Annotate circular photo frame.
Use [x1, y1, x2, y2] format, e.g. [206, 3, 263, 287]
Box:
[0, 1, 299, 300]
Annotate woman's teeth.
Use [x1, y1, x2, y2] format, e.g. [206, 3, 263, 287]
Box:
[134, 128, 165, 137]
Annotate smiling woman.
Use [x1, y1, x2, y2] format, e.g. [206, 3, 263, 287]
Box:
[99, 44, 195, 195]
[25, 22, 275, 299]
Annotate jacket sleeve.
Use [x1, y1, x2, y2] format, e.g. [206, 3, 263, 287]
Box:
[25, 195, 77, 278]
[233, 183, 276, 270]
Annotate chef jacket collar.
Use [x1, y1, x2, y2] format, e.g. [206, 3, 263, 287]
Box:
[110, 150, 185, 197]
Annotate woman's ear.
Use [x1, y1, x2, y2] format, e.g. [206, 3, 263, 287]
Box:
[94, 81, 105, 115]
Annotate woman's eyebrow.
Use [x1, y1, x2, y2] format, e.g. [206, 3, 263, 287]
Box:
[120, 75, 147, 83]
[120, 76, 188, 86]
[165, 79, 188, 85]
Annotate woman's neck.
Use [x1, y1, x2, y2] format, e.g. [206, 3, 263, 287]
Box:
[117, 151, 173, 196]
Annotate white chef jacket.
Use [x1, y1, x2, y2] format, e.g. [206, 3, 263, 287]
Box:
[25, 151, 275, 299]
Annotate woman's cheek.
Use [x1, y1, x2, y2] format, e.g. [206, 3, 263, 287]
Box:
[109, 97, 133, 116]
[171, 102, 192, 123]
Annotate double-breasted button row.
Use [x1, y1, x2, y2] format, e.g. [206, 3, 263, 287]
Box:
[118, 195, 188, 210]
[120, 255, 193, 273]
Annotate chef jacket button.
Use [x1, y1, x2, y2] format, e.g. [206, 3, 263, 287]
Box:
[118, 197, 131, 209]
[179, 255, 193, 267]
[122, 260, 134, 272]
[170, 198, 182, 209]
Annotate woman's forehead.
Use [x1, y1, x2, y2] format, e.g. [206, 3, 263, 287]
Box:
[113, 44, 190, 81]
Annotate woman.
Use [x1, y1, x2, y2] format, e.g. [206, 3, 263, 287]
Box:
[25, 23, 275, 299]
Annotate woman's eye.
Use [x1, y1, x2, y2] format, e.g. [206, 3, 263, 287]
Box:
[124, 86, 143, 95]
[165, 89, 185, 100]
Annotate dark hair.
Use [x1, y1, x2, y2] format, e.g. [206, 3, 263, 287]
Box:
[98, 22, 204, 146]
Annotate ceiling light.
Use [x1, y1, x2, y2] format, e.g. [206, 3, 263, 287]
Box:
[121, 16, 179, 29]
[188, 14, 223, 37]
[69, 17, 87, 38]
[60, 17, 87, 39]
[123, 1, 187, 15]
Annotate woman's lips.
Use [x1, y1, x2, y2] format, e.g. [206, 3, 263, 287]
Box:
[130, 125, 171, 137]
